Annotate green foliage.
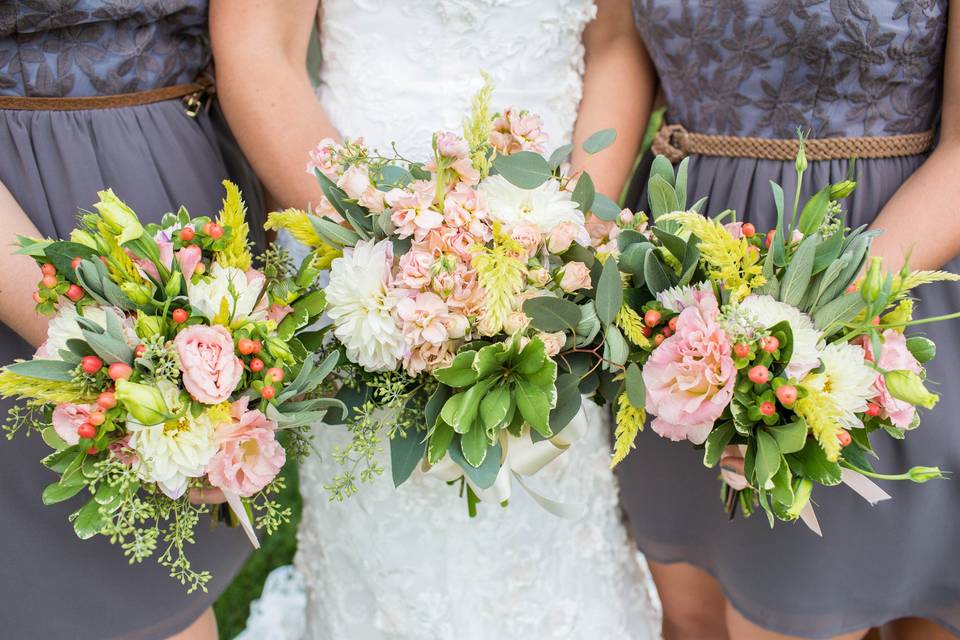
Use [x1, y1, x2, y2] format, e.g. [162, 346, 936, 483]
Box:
[493, 151, 552, 189]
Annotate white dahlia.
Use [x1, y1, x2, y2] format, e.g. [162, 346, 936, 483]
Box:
[802, 342, 876, 429]
[480, 175, 590, 244]
[36, 303, 136, 360]
[739, 295, 823, 379]
[326, 239, 405, 372]
[188, 263, 267, 324]
[126, 382, 220, 499]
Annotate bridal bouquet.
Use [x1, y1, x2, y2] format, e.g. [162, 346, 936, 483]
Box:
[1, 183, 335, 590]
[610, 150, 949, 532]
[268, 80, 628, 512]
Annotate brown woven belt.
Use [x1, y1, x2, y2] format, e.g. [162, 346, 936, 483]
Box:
[652, 122, 935, 163]
[0, 76, 214, 117]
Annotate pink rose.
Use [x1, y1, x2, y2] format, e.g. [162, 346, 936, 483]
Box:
[510, 222, 543, 257]
[503, 311, 531, 335]
[52, 403, 97, 445]
[528, 268, 550, 287]
[547, 221, 581, 254]
[538, 331, 566, 357]
[857, 329, 922, 429]
[174, 324, 244, 404]
[338, 165, 371, 200]
[643, 302, 736, 444]
[207, 398, 286, 497]
[559, 261, 592, 292]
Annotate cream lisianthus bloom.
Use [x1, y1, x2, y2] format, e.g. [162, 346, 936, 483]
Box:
[326, 239, 405, 372]
[480, 175, 590, 245]
[126, 381, 221, 499]
[188, 263, 267, 324]
[739, 294, 824, 379]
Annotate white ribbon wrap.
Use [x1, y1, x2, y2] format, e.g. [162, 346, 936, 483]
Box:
[422, 401, 591, 518]
[224, 489, 261, 549]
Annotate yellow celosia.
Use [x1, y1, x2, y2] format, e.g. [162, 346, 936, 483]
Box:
[660, 211, 765, 301]
[472, 223, 526, 336]
[216, 180, 253, 271]
[611, 391, 645, 468]
[895, 270, 960, 298]
[265, 208, 324, 247]
[0, 370, 94, 404]
[615, 304, 650, 349]
[793, 384, 843, 462]
[96, 220, 146, 286]
[462, 71, 494, 179]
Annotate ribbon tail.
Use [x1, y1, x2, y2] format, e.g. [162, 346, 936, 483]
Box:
[798, 502, 823, 537]
[840, 468, 892, 505]
[224, 490, 260, 549]
[512, 472, 586, 520]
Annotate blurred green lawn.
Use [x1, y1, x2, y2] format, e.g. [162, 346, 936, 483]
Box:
[214, 462, 302, 640]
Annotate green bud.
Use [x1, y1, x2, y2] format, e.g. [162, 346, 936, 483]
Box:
[905, 336, 936, 363]
[795, 134, 808, 174]
[120, 281, 153, 306]
[861, 256, 883, 304]
[69, 229, 98, 250]
[785, 478, 813, 520]
[908, 466, 945, 483]
[92, 189, 144, 245]
[115, 379, 171, 425]
[884, 370, 939, 409]
[830, 180, 857, 200]
[135, 314, 166, 339]
[164, 271, 183, 298]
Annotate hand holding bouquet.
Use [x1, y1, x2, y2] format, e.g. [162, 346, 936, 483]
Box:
[269, 78, 629, 512]
[611, 148, 950, 532]
[1, 183, 335, 590]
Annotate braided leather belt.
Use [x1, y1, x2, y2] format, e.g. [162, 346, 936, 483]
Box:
[0, 74, 214, 117]
[652, 122, 935, 163]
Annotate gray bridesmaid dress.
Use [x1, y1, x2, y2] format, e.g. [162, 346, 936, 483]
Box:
[621, 1, 959, 637]
[0, 2, 263, 638]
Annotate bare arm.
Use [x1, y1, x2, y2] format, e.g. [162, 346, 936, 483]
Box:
[210, 0, 338, 210]
[867, 6, 960, 272]
[570, 0, 657, 200]
[0, 182, 49, 348]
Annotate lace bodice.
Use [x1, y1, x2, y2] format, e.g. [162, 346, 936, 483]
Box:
[633, 0, 948, 138]
[317, 0, 597, 157]
[241, 2, 662, 638]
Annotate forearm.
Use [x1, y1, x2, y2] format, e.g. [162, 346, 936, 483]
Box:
[571, 33, 656, 199]
[210, 0, 339, 210]
[0, 182, 49, 348]
[867, 142, 960, 271]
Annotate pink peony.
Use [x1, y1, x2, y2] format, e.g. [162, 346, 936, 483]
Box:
[858, 329, 923, 429]
[52, 403, 98, 446]
[386, 180, 444, 241]
[643, 299, 736, 444]
[559, 261, 592, 292]
[174, 324, 244, 404]
[207, 397, 285, 497]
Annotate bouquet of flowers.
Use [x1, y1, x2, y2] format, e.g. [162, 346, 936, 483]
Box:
[1, 182, 337, 590]
[268, 79, 630, 512]
[609, 148, 950, 532]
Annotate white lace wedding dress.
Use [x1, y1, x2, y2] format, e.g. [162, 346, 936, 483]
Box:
[240, 1, 661, 638]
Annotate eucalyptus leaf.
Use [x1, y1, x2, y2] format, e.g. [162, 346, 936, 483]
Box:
[450, 436, 501, 487]
[602, 325, 628, 370]
[571, 172, 595, 215]
[391, 429, 427, 487]
[591, 193, 622, 221]
[548, 143, 574, 169]
[619, 242, 652, 280]
[649, 155, 675, 187]
[522, 296, 582, 333]
[624, 363, 645, 408]
[582, 128, 617, 154]
[378, 165, 413, 189]
[643, 249, 676, 295]
[493, 151, 552, 189]
[549, 374, 582, 434]
[595, 258, 624, 327]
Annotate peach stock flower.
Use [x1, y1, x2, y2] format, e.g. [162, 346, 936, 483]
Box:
[643, 294, 736, 444]
[387, 180, 443, 241]
[174, 324, 244, 404]
[207, 398, 286, 497]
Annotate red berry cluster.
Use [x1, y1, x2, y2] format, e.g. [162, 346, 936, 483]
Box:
[237, 337, 285, 399]
[640, 306, 677, 348]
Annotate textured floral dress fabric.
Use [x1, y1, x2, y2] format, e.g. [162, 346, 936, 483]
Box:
[619, 1, 960, 637]
[0, 2, 263, 638]
[239, 2, 662, 639]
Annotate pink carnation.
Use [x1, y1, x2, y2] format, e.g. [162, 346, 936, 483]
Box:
[52, 403, 98, 446]
[643, 297, 736, 444]
[207, 398, 285, 497]
[174, 324, 244, 404]
[858, 329, 923, 428]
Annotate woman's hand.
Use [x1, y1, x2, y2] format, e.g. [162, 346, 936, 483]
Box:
[719, 445, 750, 491]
